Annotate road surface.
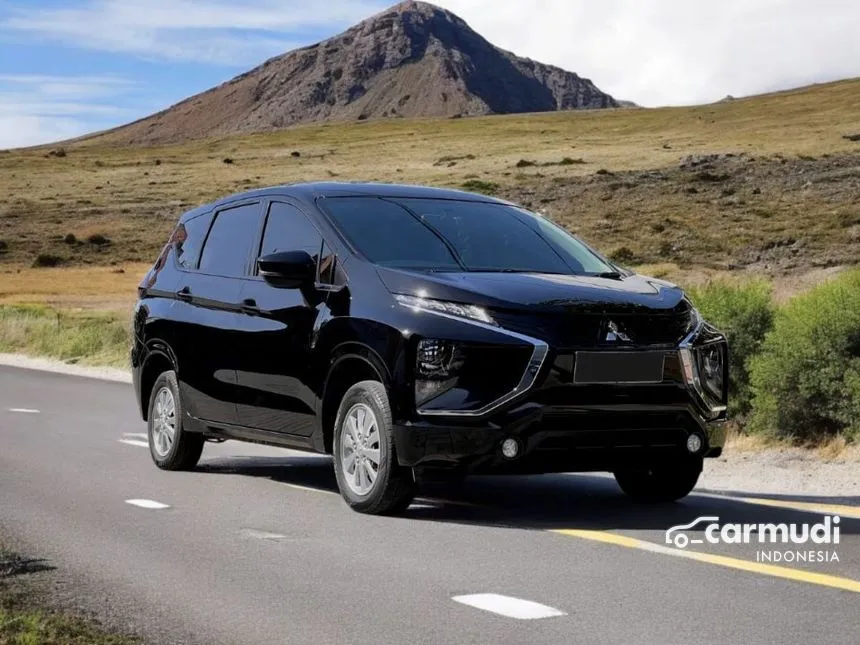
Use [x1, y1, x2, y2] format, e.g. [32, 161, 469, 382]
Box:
[1, 365, 858, 644]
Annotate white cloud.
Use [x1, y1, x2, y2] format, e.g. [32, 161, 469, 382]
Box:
[435, 0, 860, 106]
[0, 115, 94, 149]
[0, 74, 139, 148]
[1, 0, 385, 65]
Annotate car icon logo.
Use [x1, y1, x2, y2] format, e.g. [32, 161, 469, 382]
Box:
[604, 320, 632, 343]
[665, 516, 720, 549]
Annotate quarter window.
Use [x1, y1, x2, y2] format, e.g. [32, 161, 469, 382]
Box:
[198, 203, 263, 277]
[175, 212, 213, 270]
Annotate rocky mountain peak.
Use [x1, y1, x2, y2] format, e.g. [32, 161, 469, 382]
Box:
[90, 1, 618, 145]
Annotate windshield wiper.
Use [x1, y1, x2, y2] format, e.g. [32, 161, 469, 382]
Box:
[595, 271, 624, 280]
[468, 268, 568, 275]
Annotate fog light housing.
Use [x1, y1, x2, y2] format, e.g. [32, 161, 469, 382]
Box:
[501, 437, 520, 459]
[686, 433, 704, 454]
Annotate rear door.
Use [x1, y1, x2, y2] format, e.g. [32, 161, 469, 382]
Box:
[171, 200, 265, 425]
[234, 200, 331, 436]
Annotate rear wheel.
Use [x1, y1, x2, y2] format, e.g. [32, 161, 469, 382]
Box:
[147, 371, 204, 471]
[614, 457, 702, 502]
[332, 380, 416, 515]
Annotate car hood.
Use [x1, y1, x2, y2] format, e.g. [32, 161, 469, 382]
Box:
[376, 267, 687, 314]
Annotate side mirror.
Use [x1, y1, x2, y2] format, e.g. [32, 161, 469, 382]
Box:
[257, 250, 315, 288]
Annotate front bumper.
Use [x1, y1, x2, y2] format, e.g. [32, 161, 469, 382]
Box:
[393, 401, 726, 475]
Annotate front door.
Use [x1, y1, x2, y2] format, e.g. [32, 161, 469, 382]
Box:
[234, 200, 331, 436]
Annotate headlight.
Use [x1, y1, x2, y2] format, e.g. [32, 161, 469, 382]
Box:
[679, 322, 728, 418]
[415, 339, 464, 406]
[694, 342, 727, 404]
[395, 294, 497, 326]
[413, 338, 536, 413]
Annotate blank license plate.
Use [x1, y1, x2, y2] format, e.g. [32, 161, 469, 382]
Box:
[574, 351, 665, 384]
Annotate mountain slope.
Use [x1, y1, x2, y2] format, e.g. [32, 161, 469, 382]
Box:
[92, 1, 617, 145]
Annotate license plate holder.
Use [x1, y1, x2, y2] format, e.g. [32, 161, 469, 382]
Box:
[573, 351, 665, 384]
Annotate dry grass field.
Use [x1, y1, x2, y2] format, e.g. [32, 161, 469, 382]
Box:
[0, 77, 858, 306]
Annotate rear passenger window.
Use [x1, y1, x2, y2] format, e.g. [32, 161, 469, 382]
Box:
[198, 203, 263, 277]
[174, 212, 213, 270]
[260, 202, 323, 259]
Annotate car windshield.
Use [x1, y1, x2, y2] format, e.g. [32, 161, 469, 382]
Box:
[322, 196, 615, 275]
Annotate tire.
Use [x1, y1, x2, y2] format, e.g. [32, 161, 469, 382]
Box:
[613, 457, 702, 503]
[147, 370, 204, 471]
[332, 380, 416, 515]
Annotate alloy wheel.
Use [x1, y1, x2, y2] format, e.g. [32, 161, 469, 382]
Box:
[340, 402, 381, 496]
[151, 386, 176, 458]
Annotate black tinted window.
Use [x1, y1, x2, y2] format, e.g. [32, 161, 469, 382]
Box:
[175, 212, 213, 270]
[260, 202, 322, 259]
[199, 203, 263, 277]
[322, 198, 460, 270]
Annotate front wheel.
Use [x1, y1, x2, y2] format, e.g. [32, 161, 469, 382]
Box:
[614, 457, 702, 502]
[332, 380, 416, 515]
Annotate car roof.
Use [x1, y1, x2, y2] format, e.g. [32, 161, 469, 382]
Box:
[180, 182, 513, 221]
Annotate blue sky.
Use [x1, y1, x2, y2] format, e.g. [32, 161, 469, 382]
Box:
[0, 0, 389, 147]
[1, 0, 858, 149]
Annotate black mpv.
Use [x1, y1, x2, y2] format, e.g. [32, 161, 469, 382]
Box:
[133, 182, 728, 514]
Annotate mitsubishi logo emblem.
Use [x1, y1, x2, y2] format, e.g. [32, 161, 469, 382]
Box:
[604, 320, 632, 343]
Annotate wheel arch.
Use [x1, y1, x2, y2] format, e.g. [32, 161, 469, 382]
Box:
[320, 342, 392, 454]
[139, 340, 178, 422]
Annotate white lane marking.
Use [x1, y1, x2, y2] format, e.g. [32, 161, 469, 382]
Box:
[452, 594, 566, 620]
[123, 432, 148, 439]
[281, 483, 338, 496]
[125, 499, 170, 510]
[8, 408, 40, 414]
[240, 529, 288, 540]
[118, 439, 149, 448]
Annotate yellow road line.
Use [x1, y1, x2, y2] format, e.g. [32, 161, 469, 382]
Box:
[702, 494, 860, 519]
[554, 529, 860, 594]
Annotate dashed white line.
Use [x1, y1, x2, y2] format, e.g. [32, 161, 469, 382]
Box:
[452, 594, 566, 620]
[240, 529, 288, 540]
[8, 408, 40, 414]
[118, 439, 149, 448]
[281, 483, 338, 496]
[123, 433, 148, 439]
[125, 499, 170, 510]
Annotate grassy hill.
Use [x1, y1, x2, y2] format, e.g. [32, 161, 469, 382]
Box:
[1, 77, 858, 300]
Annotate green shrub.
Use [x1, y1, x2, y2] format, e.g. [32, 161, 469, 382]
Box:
[686, 279, 775, 416]
[748, 270, 860, 441]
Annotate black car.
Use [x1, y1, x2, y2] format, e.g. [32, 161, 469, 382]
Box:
[132, 182, 728, 514]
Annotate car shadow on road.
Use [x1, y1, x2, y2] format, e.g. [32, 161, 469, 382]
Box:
[197, 455, 860, 535]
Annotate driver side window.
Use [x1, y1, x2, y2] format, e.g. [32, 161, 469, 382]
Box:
[260, 201, 323, 260]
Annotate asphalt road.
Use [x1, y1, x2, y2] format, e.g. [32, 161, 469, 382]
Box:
[1, 365, 858, 645]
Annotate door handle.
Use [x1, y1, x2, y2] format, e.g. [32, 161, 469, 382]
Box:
[176, 286, 192, 302]
[241, 298, 260, 315]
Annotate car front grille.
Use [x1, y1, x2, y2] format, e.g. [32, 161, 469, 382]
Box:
[492, 311, 694, 348]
